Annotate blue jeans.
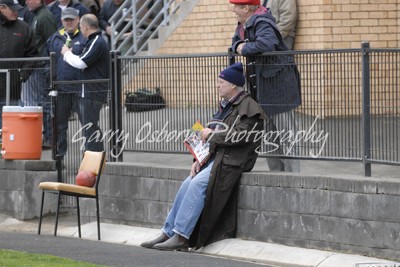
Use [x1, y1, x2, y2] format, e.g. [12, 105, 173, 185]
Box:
[162, 160, 214, 239]
[20, 69, 51, 142]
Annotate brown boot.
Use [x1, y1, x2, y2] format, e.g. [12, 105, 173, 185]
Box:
[140, 232, 169, 249]
[153, 234, 189, 252]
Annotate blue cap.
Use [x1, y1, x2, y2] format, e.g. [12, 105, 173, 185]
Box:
[219, 62, 245, 87]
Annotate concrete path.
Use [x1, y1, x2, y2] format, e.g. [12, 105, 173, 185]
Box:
[0, 213, 398, 267]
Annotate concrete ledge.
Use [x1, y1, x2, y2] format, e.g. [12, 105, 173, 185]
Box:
[1, 159, 399, 261]
[0, 159, 57, 220]
[81, 162, 400, 261]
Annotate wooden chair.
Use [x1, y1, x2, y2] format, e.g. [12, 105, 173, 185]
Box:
[38, 151, 106, 240]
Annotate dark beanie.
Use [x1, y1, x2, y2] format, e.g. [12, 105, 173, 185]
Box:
[219, 62, 245, 87]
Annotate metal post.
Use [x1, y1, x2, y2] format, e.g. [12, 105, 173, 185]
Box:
[228, 47, 235, 66]
[132, 0, 137, 54]
[109, 51, 123, 162]
[162, 0, 169, 26]
[361, 41, 371, 177]
[5, 70, 10, 106]
[48, 52, 62, 181]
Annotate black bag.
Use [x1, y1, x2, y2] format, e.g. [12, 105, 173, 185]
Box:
[125, 88, 166, 112]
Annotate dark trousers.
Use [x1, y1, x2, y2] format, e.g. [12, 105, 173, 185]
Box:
[57, 93, 78, 157]
[77, 97, 104, 152]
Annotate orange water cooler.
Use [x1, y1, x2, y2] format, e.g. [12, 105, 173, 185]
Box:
[1, 106, 43, 160]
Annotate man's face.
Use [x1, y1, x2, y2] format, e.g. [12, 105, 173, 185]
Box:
[0, 5, 18, 21]
[62, 16, 79, 33]
[217, 77, 235, 100]
[79, 20, 89, 38]
[232, 4, 249, 24]
[25, 0, 41, 11]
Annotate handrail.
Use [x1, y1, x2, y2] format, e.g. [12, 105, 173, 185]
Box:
[108, 0, 182, 55]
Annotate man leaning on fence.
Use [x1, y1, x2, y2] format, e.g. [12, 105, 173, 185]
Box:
[45, 7, 85, 159]
[61, 13, 109, 152]
[230, 0, 301, 172]
[140, 62, 266, 251]
[0, 0, 37, 129]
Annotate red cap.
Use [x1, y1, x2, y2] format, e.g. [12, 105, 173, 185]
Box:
[229, 0, 261, 5]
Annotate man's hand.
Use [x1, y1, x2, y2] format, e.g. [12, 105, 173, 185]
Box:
[236, 43, 245, 55]
[200, 128, 213, 143]
[61, 45, 72, 56]
[190, 161, 201, 178]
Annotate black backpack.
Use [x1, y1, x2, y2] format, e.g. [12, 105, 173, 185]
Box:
[125, 88, 166, 112]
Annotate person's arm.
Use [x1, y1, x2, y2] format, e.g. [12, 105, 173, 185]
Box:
[208, 115, 263, 148]
[24, 27, 38, 58]
[231, 24, 246, 54]
[240, 20, 279, 56]
[275, 0, 297, 38]
[20, 27, 38, 82]
[62, 49, 88, 69]
[39, 13, 58, 42]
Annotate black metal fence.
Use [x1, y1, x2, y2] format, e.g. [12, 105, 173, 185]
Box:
[114, 42, 399, 176]
[1, 42, 399, 181]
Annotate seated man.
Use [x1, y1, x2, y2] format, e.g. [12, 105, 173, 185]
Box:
[140, 62, 266, 251]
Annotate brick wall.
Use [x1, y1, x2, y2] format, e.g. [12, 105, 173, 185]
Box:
[157, 0, 399, 54]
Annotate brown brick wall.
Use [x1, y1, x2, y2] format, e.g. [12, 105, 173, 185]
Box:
[147, 1, 399, 117]
[157, 0, 399, 54]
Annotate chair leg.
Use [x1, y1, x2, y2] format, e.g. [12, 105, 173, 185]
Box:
[54, 192, 61, 236]
[76, 197, 81, 238]
[96, 196, 101, 240]
[38, 190, 45, 235]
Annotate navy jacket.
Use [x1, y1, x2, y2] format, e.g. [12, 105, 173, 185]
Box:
[45, 28, 86, 92]
[231, 9, 301, 116]
[79, 30, 110, 102]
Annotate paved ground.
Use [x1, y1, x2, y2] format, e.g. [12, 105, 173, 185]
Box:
[1, 212, 399, 267]
[0, 214, 270, 267]
[0, 232, 271, 267]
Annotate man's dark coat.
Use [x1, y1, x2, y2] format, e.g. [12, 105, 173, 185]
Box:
[189, 92, 266, 248]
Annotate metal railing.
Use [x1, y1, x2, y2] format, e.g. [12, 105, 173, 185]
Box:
[108, 0, 179, 55]
[112, 42, 400, 176]
[1, 42, 399, 179]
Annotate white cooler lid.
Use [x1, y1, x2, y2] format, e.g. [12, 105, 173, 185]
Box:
[2, 106, 43, 113]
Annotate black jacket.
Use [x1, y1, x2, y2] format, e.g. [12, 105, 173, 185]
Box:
[189, 92, 266, 248]
[0, 15, 38, 99]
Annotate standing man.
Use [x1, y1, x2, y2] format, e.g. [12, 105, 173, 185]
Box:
[61, 13, 109, 152]
[230, 0, 301, 172]
[0, 0, 37, 128]
[17, 0, 34, 25]
[46, 7, 85, 158]
[263, 0, 297, 50]
[24, 0, 57, 148]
